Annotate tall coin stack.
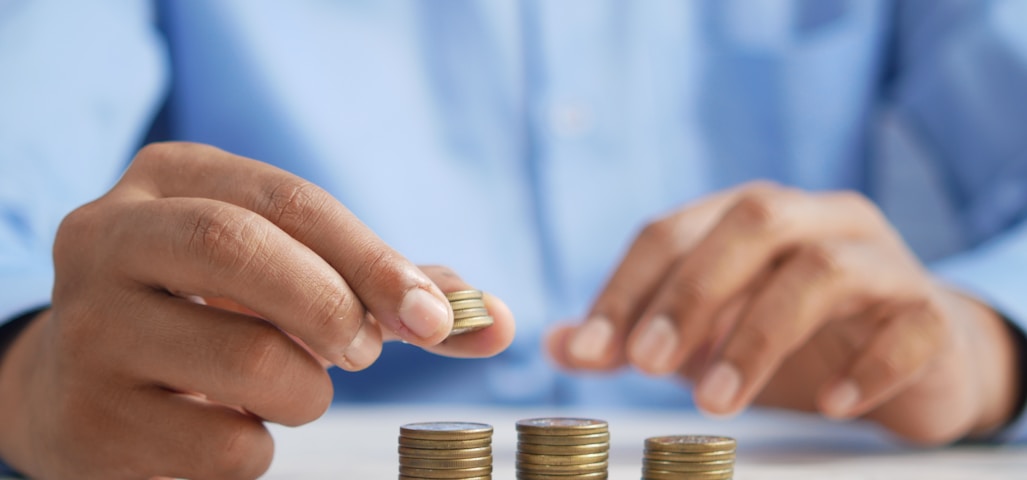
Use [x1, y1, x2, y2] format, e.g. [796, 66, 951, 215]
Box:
[445, 290, 494, 336]
[515, 418, 610, 479]
[641, 435, 736, 480]
[398, 422, 494, 479]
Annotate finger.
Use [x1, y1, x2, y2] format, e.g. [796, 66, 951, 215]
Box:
[382, 266, 516, 358]
[111, 292, 339, 426]
[627, 187, 884, 375]
[122, 142, 453, 345]
[818, 303, 947, 419]
[112, 197, 378, 370]
[558, 186, 745, 369]
[694, 241, 926, 415]
[130, 390, 273, 480]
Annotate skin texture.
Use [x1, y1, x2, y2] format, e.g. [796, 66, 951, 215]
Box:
[0, 143, 515, 479]
[548, 182, 1022, 445]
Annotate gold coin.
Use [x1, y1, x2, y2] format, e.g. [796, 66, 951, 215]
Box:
[450, 315, 494, 336]
[516, 459, 608, 474]
[453, 307, 490, 320]
[448, 298, 487, 310]
[644, 449, 735, 462]
[400, 422, 493, 441]
[445, 290, 483, 301]
[642, 467, 733, 480]
[516, 451, 608, 466]
[517, 441, 608, 455]
[399, 455, 492, 469]
[518, 432, 609, 445]
[399, 465, 492, 478]
[401, 477, 490, 480]
[399, 445, 492, 459]
[643, 459, 734, 472]
[516, 472, 608, 480]
[645, 435, 735, 453]
[516, 418, 608, 436]
[399, 436, 492, 450]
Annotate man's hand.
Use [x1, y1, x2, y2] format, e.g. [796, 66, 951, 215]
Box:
[548, 182, 1021, 445]
[0, 142, 515, 479]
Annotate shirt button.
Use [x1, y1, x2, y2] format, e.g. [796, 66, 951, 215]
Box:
[548, 103, 592, 137]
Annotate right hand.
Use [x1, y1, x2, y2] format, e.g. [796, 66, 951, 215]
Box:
[0, 142, 515, 479]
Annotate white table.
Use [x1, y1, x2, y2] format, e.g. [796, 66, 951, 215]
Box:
[266, 406, 1026, 479]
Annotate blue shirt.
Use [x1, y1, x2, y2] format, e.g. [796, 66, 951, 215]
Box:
[2, 0, 1027, 457]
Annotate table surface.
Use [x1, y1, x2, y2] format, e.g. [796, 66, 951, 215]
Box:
[262, 405, 1026, 479]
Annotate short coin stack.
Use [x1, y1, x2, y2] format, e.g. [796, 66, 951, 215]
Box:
[641, 435, 736, 480]
[445, 290, 494, 336]
[515, 417, 609, 479]
[398, 422, 493, 479]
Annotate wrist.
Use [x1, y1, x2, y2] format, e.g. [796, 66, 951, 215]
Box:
[949, 291, 1023, 438]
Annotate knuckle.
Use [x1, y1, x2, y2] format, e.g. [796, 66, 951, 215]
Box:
[233, 327, 290, 384]
[834, 190, 888, 227]
[306, 283, 365, 347]
[795, 243, 843, 279]
[212, 422, 273, 480]
[638, 218, 679, 249]
[186, 205, 267, 274]
[730, 323, 779, 358]
[53, 203, 100, 267]
[133, 141, 175, 166]
[265, 179, 331, 228]
[738, 180, 783, 196]
[727, 191, 782, 233]
[672, 274, 713, 308]
[347, 245, 398, 293]
[866, 348, 906, 381]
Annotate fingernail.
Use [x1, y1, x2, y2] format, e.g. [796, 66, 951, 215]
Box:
[569, 316, 614, 363]
[697, 362, 741, 412]
[629, 315, 679, 373]
[823, 380, 860, 418]
[398, 288, 450, 340]
[337, 320, 381, 371]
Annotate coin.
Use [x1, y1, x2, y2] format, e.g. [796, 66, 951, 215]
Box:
[644, 459, 734, 472]
[641, 468, 734, 480]
[450, 315, 495, 335]
[399, 445, 492, 459]
[517, 432, 610, 445]
[448, 298, 487, 310]
[399, 455, 493, 469]
[517, 442, 608, 455]
[399, 465, 493, 478]
[452, 307, 490, 320]
[642, 435, 737, 480]
[645, 435, 736, 453]
[399, 436, 493, 450]
[644, 449, 735, 462]
[516, 459, 609, 474]
[515, 472, 608, 480]
[516, 417, 610, 479]
[445, 290, 483, 301]
[516, 418, 608, 436]
[516, 451, 609, 466]
[400, 422, 493, 441]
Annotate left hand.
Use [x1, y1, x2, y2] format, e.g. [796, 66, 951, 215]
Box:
[547, 182, 1021, 445]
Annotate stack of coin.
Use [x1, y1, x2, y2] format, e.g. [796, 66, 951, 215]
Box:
[445, 290, 494, 336]
[398, 422, 493, 479]
[515, 417, 609, 479]
[641, 435, 736, 480]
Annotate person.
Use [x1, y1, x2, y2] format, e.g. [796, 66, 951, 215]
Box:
[2, 0, 1026, 478]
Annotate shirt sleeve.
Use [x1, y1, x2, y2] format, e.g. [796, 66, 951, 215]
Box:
[0, 0, 168, 325]
[887, 0, 1027, 441]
